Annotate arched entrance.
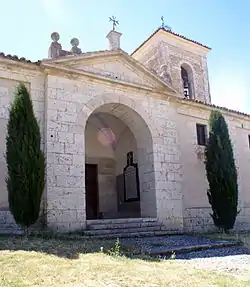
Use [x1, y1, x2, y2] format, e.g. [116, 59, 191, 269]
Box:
[84, 103, 156, 220]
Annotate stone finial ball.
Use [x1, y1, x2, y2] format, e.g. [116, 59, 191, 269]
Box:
[51, 32, 60, 42]
[70, 38, 79, 47]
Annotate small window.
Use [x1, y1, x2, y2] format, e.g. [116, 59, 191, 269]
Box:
[196, 124, 207, 146]
[248, 135, 250, 148]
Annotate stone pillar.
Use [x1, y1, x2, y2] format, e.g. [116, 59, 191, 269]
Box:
[106, 30, 122, 50]
[151, 107, 184, 232]
[45, 76, 86, 232]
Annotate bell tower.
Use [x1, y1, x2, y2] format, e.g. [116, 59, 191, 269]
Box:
[131, 24, 211, 103]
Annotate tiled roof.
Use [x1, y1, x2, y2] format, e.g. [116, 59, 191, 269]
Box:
[181, 97, 250, 118]
[131, 27, 211, 55]
[0, 52, 40, 65]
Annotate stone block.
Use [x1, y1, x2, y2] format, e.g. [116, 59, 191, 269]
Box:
[73, 154, 85, 165]
[74, 134, 84, 145]
[70, 165, 84, 176]
[47, 110, 58, 121]
[47, 142, 65, 153]
[48, 121, 69, 132]
[47, 174, 57, 187]
[65, 142, 84, 154]
[56, 175, 84, 188]
[58, 111, 78, 123]
[57, 131, 74, 143]
[49, 164, 70, 176]
[57, 154, 73, 165]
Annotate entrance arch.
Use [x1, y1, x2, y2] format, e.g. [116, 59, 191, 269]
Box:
[84, 102, 156, 220]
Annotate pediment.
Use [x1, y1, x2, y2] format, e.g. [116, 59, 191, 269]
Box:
[46, 50, 176, 94]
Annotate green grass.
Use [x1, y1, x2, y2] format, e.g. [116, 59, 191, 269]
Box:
[0, 235, 249, 287]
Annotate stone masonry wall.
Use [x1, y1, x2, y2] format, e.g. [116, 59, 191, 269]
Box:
[45, 73, 183, 232]
[0, 62, 45, 230]
[177, 101, 250, 232]
[132, 36, 210, 104]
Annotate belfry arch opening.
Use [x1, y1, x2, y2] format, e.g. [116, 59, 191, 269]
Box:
[181, 64, 194, 99]
[84, 103, 156, 220]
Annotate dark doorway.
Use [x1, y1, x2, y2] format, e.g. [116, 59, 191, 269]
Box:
[85, 164, 99, 219]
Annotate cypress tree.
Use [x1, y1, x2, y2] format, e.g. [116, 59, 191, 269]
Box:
[6, 83, 45, 235]
[205, 110, 239, 232]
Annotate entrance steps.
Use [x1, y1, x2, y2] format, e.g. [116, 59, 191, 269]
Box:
[83, 218, 171, 239]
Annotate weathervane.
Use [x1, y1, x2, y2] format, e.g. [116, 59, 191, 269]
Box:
[109, 16, 119, 31]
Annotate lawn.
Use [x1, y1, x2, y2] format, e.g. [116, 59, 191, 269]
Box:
[0, 235, 250, 287]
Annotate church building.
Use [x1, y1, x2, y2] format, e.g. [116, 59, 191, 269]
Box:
[0, 22, 250, 234]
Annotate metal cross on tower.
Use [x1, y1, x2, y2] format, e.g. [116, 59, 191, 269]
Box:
[160, 16, 172, 31]
[109, 16, 119, 31]
[161, 16, 165, 28]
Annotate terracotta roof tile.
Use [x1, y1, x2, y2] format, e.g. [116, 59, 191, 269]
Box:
[0, 52, 40, 65]
[131, 27, 211, 55]
[181, 97, 250, 118]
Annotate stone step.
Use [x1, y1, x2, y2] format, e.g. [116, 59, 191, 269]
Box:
[83, 225, 162, 236]
[81, 230, 174, 239]
[86, 217, 158, 225]
[87, 221, 162, 230]
[84, 217, 165, 239]
[0, 227, 24, 235]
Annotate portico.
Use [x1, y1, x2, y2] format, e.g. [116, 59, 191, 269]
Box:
[84, 103, 156, 220]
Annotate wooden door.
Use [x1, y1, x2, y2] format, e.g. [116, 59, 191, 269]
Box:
[85, 164, 99, 220]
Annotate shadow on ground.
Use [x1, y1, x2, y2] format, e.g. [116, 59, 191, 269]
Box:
[0, 234, 249, 261]
[0, 234, 120, 260]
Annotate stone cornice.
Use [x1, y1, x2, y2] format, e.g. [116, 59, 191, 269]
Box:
[44, 49, 119, 63]
[1, 52, 249, 123]
[42, 49, 177, 95]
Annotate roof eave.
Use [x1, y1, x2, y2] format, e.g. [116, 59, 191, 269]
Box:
[131, 27, 211, 56]
[179, 97, 250, 119]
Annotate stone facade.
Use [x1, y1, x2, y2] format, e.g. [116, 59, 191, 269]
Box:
[0, 28, 249, 233]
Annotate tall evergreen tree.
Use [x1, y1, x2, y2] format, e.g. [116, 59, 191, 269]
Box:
[6, 83, 45, 234]
[205, 110, 239, 232]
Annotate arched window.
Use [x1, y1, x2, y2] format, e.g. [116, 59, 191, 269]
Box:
[181, 64, 194, 99]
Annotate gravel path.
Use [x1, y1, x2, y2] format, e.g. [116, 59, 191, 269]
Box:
[122, 235, 250, 279]
[122, 235, 239, 254]
[176, 246, 250, 279]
